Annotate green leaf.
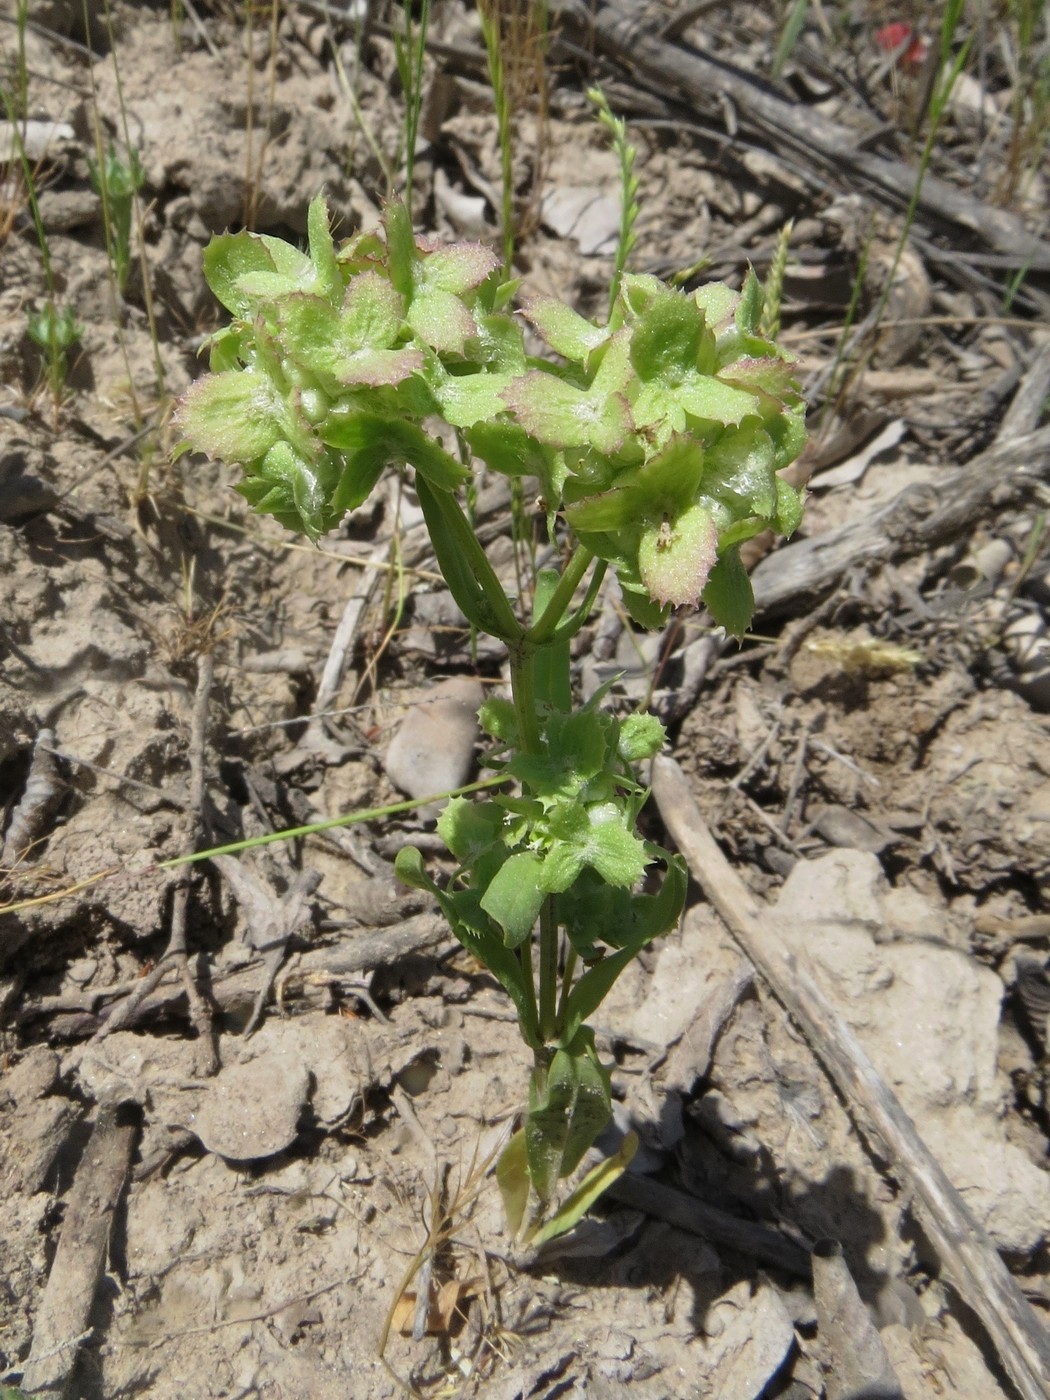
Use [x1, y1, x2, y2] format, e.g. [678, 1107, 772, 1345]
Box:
[435, 368, 516, 428]
[702, 547, 754, 638]
[525, 1029, 612, 1200]
[280, 284, 424, 390]
[307, 193, 342, 303]
[436, 797, 504, 863]
[480, 850, 545, 947]
[768, 405, 808, 472]
[582, 803, 650, 886]
[466, 420, 558, 482]
[329, 448, 386, 517]
[394, 845, 437, 892]
[702, 424, 777, 519]
[175, 370, 288, 464]
[436, 887, 540, 1048]
[521, 296, 609, 364]
[617, 712, 665, 762]
[203, 232, 282, 316]
[418, 239, 501, 296]
[478, 696, 519, 745]
[554, 875, 626, 961]
[340, 271, 405, 347]
[618, 584, 671, 630]
[502, 372, 630, 455]
[384, 199, 416, 298]
[637, 503, 719, 609]
[472, 309, 527, 372]
[496, 1128, 531, 1239]
[235, 244, 317, 303]
[718, 354, 798, 398]
[503, 332, 634, 455]
[539, 841, 585, 894]
[235, 439, 337, 540]
[736, 266, 765, 335]
[619, 272, 670, 318]
[774, 476, 805, 536]
[527, 1130, 638, 1247]
[559, 854, 686, 1041]
[677, 375, 761, 426]
[551, 707, 612, 785]
[408, 286, 478, 355]
[628, 290, 707, 382]
[564, 436, 704, 535]
[386, 420, 470, 491]
[320, 414, 468, 492]
[388, 221, 500, 355]
[692, 282, 739, 334]
[414, 475, 522, 642]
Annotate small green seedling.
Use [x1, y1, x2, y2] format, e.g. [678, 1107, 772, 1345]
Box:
[176, 172, 805, 1240]
[88, 142, 146, 294]
[28, 301, 82, 405]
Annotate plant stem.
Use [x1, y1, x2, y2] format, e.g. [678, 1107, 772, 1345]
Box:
[527, 544, 595, 645]
[537, 901, 559, 1041]
[518, 931, 540, 1044]
[417, 478, 523, 642]
[508, 639, 541, 754]
[558, 558, 607, 643]
[510, 549, 595, 1044]
[555, 943, 577, 1032]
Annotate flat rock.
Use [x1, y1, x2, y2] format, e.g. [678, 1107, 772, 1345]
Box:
[190, 1051, 310, 1161]
[774, 850, 1050, 1255]
[384, 676, 483, 802]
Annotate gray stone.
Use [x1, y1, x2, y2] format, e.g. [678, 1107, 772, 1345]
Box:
[189, 1052, 310, 1161]
[384, 676, 484, 802]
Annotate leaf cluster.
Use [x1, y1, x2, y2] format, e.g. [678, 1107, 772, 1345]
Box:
[176, 195, 805, 631]
[397, 697, 684, 1046]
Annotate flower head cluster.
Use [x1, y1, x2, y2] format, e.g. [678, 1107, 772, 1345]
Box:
[177, 196, 805, 632]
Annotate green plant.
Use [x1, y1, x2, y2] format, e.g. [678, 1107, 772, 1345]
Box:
[241, 0, 282, 230]
[772, 0, 811, 80]
[7, 0, 30, 123]
[392, 0, 432, 215]
[87, 141, 145, 294]
[0, 79, 74, 413]
[999, 0, 1050, 203]
[873, 0, 971, 317]
[27, 300, 82, 405]
[81, 0, 168, 503]
[175, 190, 806, 1239]
[477, 0, 551, 275]
[588, 87, 639, 317]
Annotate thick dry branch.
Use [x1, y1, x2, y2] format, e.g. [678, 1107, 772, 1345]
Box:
[551, 0, 1050, 275]
[750, 424, 1050, 616]
[607, 1172, 811, 1278]
[20, 1105, 139, 1395]
[652, 754, 1050, 1400]
[29, 913, 450, 1039]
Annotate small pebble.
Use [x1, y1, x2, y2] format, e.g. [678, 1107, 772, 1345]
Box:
[384, 676, 483, 802]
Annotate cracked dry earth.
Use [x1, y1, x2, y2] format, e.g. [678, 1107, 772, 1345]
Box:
[2, 1, 1050, 1397]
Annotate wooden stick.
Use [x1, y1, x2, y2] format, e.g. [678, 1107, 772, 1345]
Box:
[651, 754, 1050, 1400]
[607, 1171, 811, 1278]
[27, 913, 450, 1040]
[750, 424, 1050, 615]
[20, 1105, 139, 1394]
